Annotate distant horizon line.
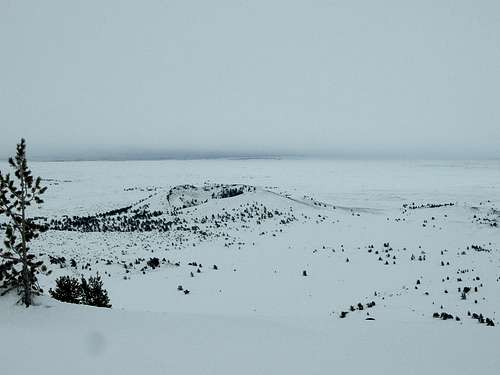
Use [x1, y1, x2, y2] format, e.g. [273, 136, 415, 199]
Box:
[1, 153, 498, 163]
[1, 143, 499, 163]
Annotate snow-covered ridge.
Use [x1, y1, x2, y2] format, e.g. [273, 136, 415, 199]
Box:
[39, 183, 335, 233]
[2, 160, 500, 375]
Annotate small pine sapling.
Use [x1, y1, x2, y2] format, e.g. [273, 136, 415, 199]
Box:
[49, 276, 81, 304]
[81, 273, 111, 308]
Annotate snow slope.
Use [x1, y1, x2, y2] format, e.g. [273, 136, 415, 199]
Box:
[1, 159, 500, 374]
[2, 295, 499, 375]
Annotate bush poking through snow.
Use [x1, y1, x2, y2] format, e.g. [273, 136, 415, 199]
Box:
[49, 276, 81, 304]
[147, 257, 160, 269]
[50, 274, 111, 308]
[80, 274, 112, 308]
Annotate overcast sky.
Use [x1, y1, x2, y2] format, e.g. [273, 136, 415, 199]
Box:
[1, 0, 499, 160]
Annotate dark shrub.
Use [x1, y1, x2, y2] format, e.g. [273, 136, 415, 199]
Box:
[81, 274, 111, 308]
[49, 276, 81, 304]
[147, 257, 160, 269]
[50, 274, 111, 308]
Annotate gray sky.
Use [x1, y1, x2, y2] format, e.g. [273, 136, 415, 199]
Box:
[1, 0, 499, 160]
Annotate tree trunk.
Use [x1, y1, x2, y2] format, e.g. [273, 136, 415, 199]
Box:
[19, 164, 31, 307]
[22, 259, 31, 307]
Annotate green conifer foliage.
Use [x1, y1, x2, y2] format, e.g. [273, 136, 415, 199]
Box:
[0, 139, 49, 307]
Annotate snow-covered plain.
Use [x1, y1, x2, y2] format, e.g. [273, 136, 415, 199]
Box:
[1, 158, 500, 374]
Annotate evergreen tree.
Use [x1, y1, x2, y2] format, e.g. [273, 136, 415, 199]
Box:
[0, 139, 49, 307]
[49, 276, 81, 304]
[81, 273, 111, 308]
[50, 273, 111, 308]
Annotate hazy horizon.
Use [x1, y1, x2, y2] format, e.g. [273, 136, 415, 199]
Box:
[1, 1, 499, 160]
[2, 148, 500, 162]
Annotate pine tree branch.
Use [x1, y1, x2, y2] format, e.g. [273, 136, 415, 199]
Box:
[0, 253, 19, 261]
